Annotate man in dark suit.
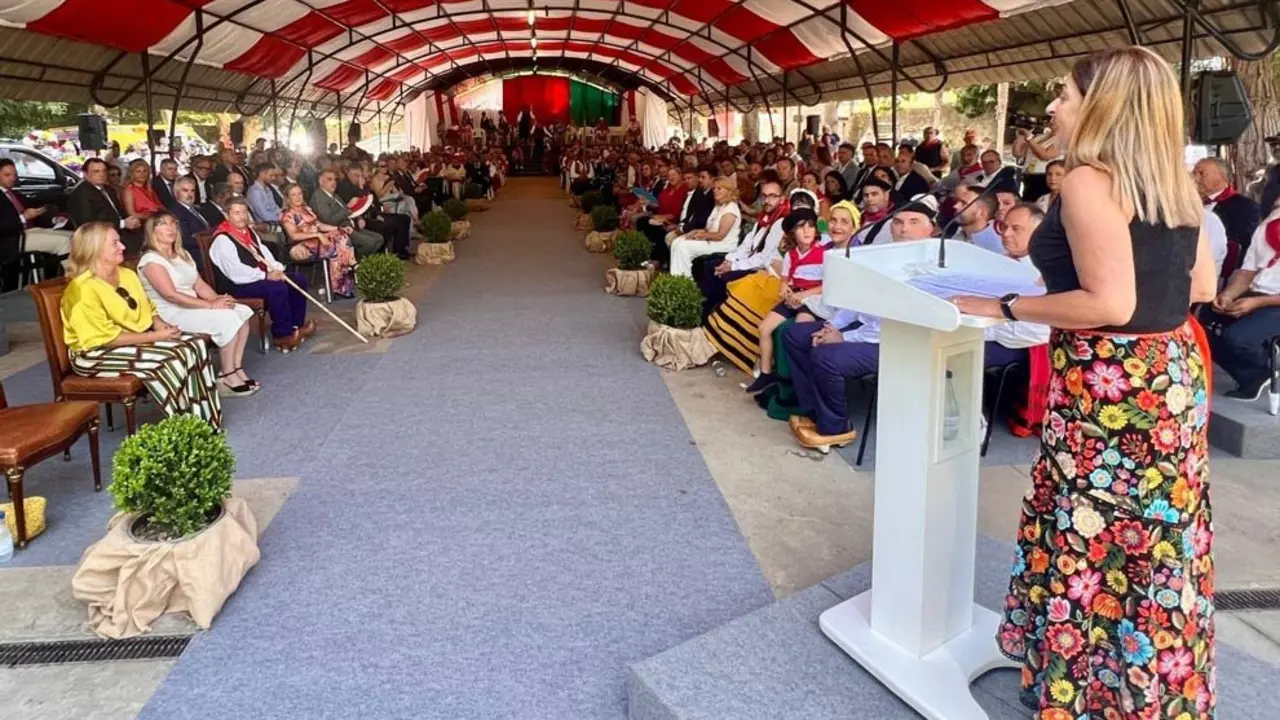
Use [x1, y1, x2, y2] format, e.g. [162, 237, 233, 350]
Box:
[313, 169, 383, 257]
[209, 147, 249, 187]
[185, 155, 214, 205]
[337, 166, 410, 259]
[68, 158, 143, 252]
[1196, 157, 1261, 252]
[199, 182, 231, 228]
[170, 176, 212, 271]
[892, 145, 932, 202]
[152, 158, 180, 210]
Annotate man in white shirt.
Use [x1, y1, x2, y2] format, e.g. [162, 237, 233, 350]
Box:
[1205, 210, 1280, 399]
[1203, 208, 1229, 279]
[972, 150, 1005, 187]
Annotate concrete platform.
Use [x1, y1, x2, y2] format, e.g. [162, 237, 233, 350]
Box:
[1209, 392, 1280, 459]
[628, 536, 1278, 720]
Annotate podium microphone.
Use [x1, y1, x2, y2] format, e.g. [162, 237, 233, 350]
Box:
[937, 165, 1020, 269]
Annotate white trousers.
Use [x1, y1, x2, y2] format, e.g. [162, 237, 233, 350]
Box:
[23, 228, 72, 256]
[668, 235, 738, 277]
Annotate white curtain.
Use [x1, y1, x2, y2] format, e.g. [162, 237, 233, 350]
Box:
[405, 92, 432, 151]
[640, 89, 667, 150]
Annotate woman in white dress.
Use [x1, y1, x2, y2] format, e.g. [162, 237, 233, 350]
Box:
[668, 177, 742, 277]
[137, 212, 259, 397]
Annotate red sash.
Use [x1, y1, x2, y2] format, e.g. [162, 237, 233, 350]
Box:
[216, 220, 267, 271]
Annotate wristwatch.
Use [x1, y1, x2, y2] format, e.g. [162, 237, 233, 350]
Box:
[999, 293, 1020, 321]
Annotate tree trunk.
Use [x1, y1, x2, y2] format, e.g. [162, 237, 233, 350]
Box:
[994, 83, 1009, 155]
[1226, 56, 1280, 199]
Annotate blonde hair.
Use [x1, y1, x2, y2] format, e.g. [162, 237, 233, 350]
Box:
[1066, 46, 1202, 228]
[67, 221, 116, 275]
[712, 176, 739, 203]
[142, 211, 193, 264]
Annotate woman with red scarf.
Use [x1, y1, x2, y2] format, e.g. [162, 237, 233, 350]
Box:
[207, 197, 314, 352]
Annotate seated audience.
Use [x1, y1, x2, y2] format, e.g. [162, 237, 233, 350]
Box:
[1034, 159, 1066, 212]
[246, 163, 283, 224]
[153, 159, 180, 210]
[60, 221, 222, 427]
[854, 177, 896, 246]
[337, 166, 411, 259]
[698, 179, 789, 321]
[669, 176, 741, 277]
[0, 158, 71, 265]
[199, 182, 231, 227]
[1204, 211, 1280, 399]
[893, 146, 932, 202]
[311, 169, 384, 258]
[823, 171, 850, 207]
[136, 213, 257, 397]
[69, 158, 142, 251]
[208, 198, 313, 352]
[972, 149, 1005, 186]
[279, 183, 357, 298]
[938, 145, 984, 191]
[169, 177, 213, 269]
[950, 183, 1004, 254]
[186, 155, 214, 205]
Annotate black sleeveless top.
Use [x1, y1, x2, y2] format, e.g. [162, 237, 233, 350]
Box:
[1029, 198, 1197, 334]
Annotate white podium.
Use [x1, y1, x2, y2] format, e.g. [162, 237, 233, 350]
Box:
[816, 240, 1038, 719]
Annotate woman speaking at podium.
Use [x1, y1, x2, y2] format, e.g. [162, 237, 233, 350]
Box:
[952, 47, 1219, 718]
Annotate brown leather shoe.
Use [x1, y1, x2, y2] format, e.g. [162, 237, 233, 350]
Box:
[788, 415, 816, 432]
[792, 423, 857, 453]
[272, 329, 302, 353]
[298, 319, 317, 339]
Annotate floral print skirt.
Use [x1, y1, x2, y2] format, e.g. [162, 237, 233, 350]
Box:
[289, 230, 356, 297]
[998, 323, 1215, 719]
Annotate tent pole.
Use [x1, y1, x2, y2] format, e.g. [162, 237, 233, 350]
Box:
[142, 53, 156, 169]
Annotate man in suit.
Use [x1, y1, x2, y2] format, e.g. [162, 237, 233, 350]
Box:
[1195, 157, 1261, 252]
[171, 177, 212, 272]
[336, 166, 410, 259]
[892, 145, 932, 202]
[312, 169, 384, 258]
[209, 147, 248, 187]
[199, 182, 231, 228]
[153, 158, 180, 210]
[185, 155, 214, 205]
[69, 157, 143, 252]
[0, 158, 72, 281]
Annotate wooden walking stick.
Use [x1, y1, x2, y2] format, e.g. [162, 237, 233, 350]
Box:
[241, 233, 370, 344]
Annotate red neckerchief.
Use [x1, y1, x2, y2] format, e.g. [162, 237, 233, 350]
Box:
[756, 198, 791, 230]
[1206, 185, 1237, 206]
[861, 203, 892, 225]
[216, 220, 267, 271]
[958, 163, 983, 178]
[1266, 217, 1280, 269]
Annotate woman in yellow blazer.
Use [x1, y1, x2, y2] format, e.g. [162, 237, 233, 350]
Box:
[61, 221, 222, 428]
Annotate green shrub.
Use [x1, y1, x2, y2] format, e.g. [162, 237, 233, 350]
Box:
[442, 198, 468, 221]
[355, 252, 406, 302]
[612, 230, 651, 271]
[580, 190, 603, 213]
[110, 415, 235, 539]
[418, 210, 453, 244]
[646, 274, 704, 329]
[464, 182, 484, 199]
[590, 205, 619, 232]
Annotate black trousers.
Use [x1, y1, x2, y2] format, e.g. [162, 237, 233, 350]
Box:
[637, 217, 671, 266]
[366, 212, 412, 257]
[696, 258, 751, 322]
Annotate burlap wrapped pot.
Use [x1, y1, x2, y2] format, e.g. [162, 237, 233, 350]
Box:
[569, 194, 581, 209]
[450, 220, 472, 240]
[415, 240, 455, 266]
[604, 267, 657, 297]
[355, 297, 417, 338]
[585, 230, 617, 253]
[465, 198, 490, 212]
[573, 212, 594, 231]
[71, 496, 260, 639]
[640, 321, 717, 371]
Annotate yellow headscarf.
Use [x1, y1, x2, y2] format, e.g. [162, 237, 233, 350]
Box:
[829, 199, 862, 235]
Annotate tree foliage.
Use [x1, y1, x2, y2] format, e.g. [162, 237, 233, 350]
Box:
[0, 100, 83, 139]
[952, 81, 1059, 120]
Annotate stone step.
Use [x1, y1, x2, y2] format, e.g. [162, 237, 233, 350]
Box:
[628, 536, 1277, 720]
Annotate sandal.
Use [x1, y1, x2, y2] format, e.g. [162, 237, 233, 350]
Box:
[217, 372, 259, 398]
[234, 368, 260, 389]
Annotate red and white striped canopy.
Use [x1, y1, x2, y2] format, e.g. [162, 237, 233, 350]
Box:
[0, 0, 1066, 102]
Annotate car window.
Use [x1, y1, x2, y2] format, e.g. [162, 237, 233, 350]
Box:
[0, 148, 59, 183]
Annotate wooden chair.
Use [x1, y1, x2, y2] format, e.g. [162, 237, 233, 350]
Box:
[0, 381, 101, 548]
[194, 231, 270, 354]
[28, 277, 147, 434]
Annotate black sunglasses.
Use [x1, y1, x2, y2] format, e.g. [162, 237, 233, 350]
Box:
[115, 286, 138, 310]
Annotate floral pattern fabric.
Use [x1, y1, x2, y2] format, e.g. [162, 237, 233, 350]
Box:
[998, 323, 1215, 719]
[282, 206, 357, 297]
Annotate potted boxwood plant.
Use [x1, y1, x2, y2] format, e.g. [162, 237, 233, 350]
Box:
[354, 252, 417, 337]
[605, 230, 657, 296]
[71, 415, 260, 639]
[640, 274, 717, 370]
[464, 182, 490, 212]
[415, 210, 456, 266]
[585, 205, 620, 253]
[575, 190, 602, 230]
[442, 198, 471, 240]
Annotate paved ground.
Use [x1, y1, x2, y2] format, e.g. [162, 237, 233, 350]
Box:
[1, 177, 1277, 718]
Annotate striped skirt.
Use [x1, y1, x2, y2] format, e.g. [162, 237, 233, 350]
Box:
[71, 334, 223, 429]
[704, 272, 783, 375]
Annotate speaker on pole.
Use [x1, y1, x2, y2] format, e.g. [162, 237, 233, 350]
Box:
[229, 120, 245, 146]
[708, 116, 720, 138]
[348, 121, 362, 143]
[1191, 71, 1253, 145]
[78, 114, 107, 150]
[805, 114, 821, 136]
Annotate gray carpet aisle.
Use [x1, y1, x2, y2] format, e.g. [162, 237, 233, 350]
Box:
[136, 178, 775, 719]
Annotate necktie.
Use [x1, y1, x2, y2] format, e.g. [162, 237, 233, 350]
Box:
[5, 189, 25, 225]
[99, 186, 120, 217]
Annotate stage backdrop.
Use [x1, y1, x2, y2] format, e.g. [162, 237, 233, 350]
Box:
[501, 76, 620, 127]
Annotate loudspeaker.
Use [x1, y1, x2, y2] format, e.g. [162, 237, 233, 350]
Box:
[229, 120, 245, 145]
[147, 129, 165, 145]
[78, 113, 107, 150]
[805, 114, 821, 137]
[348, 121, 361, 142]
[708, 117, 720, 137]
[1192, 71, 1253, 145]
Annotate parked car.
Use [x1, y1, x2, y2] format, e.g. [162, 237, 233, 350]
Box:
[0, 143, 81, 214]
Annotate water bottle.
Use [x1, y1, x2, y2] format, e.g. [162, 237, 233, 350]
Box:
[0, 510, 13, 563]
[943, 371, 961, 442]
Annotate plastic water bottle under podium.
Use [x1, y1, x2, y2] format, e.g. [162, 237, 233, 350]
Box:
[943, 371, 960, 442]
